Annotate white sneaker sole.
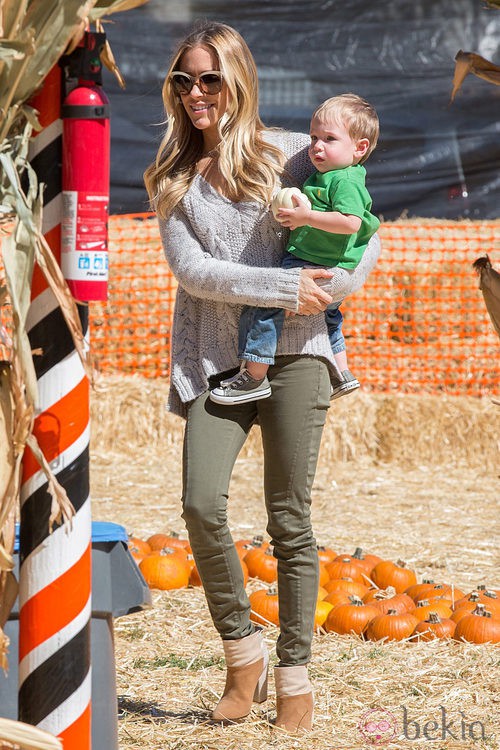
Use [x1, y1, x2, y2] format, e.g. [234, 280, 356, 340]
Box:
[209, 387, 272, 405]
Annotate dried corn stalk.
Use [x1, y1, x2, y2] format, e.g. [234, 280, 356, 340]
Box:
[450, 49, 500, 101]
[0, 717, 62, 749]
[0, 0, 151, 682]
[473, 255, 500, 340]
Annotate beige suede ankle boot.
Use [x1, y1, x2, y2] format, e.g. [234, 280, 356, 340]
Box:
[211, 629, 269, 723]
[274, 665, 314, 732]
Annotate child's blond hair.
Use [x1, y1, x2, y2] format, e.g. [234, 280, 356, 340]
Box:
[313, 93, 379, 163]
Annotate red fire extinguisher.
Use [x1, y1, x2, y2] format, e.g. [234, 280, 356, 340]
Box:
[61, 31, 110, 302]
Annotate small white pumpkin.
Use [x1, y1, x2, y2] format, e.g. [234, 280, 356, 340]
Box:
[271, 187, 311, 220]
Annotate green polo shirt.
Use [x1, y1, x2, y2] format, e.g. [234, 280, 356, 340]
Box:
[287, 164, 380, 269]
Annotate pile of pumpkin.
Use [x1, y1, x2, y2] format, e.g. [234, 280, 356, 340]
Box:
[127, 533, 500, 645]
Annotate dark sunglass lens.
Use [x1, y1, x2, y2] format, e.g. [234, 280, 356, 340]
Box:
[200, 73, 222, 93]
[172, 74, 192, 94]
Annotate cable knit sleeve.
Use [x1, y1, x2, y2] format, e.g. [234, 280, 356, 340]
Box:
[159, 209, 301, 311]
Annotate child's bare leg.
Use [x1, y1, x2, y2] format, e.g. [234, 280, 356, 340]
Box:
[333, 350, 348, 373]
[245, 361, 270, 380]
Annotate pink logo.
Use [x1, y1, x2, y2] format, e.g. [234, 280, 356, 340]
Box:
[358, 708, 398, 745]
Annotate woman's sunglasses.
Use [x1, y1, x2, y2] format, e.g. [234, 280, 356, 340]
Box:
[170, 70, 224, 96]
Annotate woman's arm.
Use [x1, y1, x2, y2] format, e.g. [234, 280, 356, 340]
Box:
[159, 210, 332, 312]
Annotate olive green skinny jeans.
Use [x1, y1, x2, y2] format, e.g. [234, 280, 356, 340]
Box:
[181, 355, 330, 665]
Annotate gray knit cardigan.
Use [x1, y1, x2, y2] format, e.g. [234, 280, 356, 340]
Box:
[158, 129, 338, 418]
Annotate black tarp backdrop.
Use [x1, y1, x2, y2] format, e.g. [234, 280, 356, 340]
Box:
[104, 0, 500, 219]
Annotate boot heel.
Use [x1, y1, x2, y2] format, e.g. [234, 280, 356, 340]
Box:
[253, 645, 269, 703]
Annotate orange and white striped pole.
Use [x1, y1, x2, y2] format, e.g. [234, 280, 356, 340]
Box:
[19, 65, 92, 749]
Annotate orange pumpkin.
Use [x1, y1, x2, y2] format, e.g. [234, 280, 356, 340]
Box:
[235, 535, 267, 557]
[413, 599, 453, 622]
[453, 605, 500, 644]
[319, 563, 330, 587]
[453, 590, 500, 617]
[249, 586, 280, 627]
[365, 609, 419, 641]
[323, 590, 352, 610]
[371, 559, 417, 594]
[412, 613, 456, 640]
[139, 548, 190, 590]
[317, 544, 337, 566]
[363, 588, 416, 615]
[317, 586, 329, 602]
[146, 532, 190, 554]
[414, 583, 465, 607]
[345, 547, 382, 576]
[324, 578, 369, 599]
[234, 539, 253, 561]
[127, 535, 151, 564]
[188, 563, 203, 587]
[450, 607, 475, 625]
[244, 545, 277, 583]
[324, 596, 379, 636]
[325, 557, 367, 585]
[404, 580, 436, 602]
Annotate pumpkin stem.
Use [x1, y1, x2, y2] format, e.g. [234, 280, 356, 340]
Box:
[396, 559, 407, 568]
[353, 547, 364, 559]
[267, 586, 278, 596]
[374, 586, 397, 600]
[417, 599, 430, 607]
[348, 596, 364, 606]
[387, 609, 398, 615]
[427, 612, 441, 623]
[472, 604, 491, 618]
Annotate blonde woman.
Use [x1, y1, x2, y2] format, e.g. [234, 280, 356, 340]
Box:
[145, 21, 380, 731]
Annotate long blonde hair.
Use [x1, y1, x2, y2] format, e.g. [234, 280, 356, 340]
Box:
[144, 22, 285, 217]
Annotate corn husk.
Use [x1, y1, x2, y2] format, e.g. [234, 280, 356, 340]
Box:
[0, 718, 61, 750]
[450, 49, 500, 101]
[0, 0, 152, 680]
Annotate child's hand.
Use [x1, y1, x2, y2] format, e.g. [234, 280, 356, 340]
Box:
[277, 194, 312, 230]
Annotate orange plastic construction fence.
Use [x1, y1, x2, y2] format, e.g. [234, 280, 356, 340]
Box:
[1, 214, 498, 396]
[87, 213, 498, 396]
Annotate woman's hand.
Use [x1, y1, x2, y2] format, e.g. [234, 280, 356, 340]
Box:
[296, 268, 333, 315]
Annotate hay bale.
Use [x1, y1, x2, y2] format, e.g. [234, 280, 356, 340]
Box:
[374, 394, 499, 468]
[90, 375, 499, 470]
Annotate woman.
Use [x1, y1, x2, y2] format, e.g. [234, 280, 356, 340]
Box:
[144, 21, 380, 731]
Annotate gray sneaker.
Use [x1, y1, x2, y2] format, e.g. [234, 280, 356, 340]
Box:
[210, 368, 272, 405]
[330, 369, 360, 400]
